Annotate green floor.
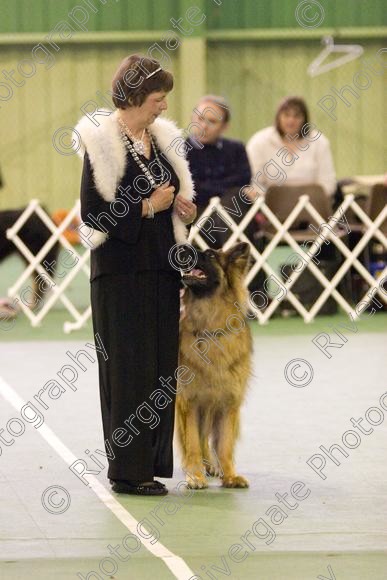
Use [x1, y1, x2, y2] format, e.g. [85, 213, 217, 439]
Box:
[0, 330, 386, 580]
[0, 252, 386, 579]
[1, 552, 386, 580]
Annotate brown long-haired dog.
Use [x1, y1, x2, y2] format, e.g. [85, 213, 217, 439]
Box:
[177, 242, 252, 489]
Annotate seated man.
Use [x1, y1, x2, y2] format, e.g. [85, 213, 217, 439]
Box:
[186, 95, 253, 248]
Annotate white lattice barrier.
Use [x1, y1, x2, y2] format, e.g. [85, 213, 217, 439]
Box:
[5, 195, 387, 331]
[188, 193, 387, 324]
[6, 199, 91, 333]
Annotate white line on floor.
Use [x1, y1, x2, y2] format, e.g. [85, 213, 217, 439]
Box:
[0, 375, 194, 580]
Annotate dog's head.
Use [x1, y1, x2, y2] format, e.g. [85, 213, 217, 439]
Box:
[182, 242, 251, 298]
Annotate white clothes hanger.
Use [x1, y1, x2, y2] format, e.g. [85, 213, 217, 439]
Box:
[307, 36, 364, 77]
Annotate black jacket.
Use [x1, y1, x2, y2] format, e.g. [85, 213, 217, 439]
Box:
[80, 146, 181, 282]
[186, 137, 252, 207]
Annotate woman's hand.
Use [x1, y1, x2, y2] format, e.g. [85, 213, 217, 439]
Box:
[174, 194, 197, 225]
[150, 181, 175, 213]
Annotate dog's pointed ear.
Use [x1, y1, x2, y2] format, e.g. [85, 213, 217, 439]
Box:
[226, 242, 250, 267]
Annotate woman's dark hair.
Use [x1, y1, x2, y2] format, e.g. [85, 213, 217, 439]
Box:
[275, 96, 310, 137]
[111, 54, 174, 109]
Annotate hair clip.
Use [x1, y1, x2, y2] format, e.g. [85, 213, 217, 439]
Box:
[146, 67, 162, 79]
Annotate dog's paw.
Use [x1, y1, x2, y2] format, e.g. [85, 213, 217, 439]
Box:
[186, 474, 208, 489]
[221, 475, 249, 488]
[204, 464, 221, 478]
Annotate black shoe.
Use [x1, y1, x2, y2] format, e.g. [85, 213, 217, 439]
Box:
[109, 478, 166, 488]
[152, 480, 167, 490]
[110, 479, 168, 496]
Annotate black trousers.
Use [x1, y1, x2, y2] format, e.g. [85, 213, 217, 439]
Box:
[90, 270, 181, 481]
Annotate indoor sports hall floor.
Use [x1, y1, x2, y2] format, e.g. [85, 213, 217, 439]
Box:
[0, 255, 386, 580]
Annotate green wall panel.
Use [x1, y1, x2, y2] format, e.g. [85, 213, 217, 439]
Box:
[0, 0, 180, 33]
[0, 43, 179, 211]
[205, 0, 387, 30]
[0, 0, 386, 33]
[332, 0, 385, 28]
[0, 37, 385, 211]
[19, 0, 46, 33]
[207, 40, 387, 178]
[0, 0, 21, 33]
[0, 0, 385, 212]
[123, 1, 154, 30]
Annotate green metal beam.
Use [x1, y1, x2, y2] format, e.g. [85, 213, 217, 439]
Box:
[0, 31, 164, 45]
[0, 27, 385, 46]
[206, 26, 387, 41]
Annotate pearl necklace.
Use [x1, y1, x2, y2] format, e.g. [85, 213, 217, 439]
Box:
[119, 127, 166, 189]
[118, 118, 146, 155]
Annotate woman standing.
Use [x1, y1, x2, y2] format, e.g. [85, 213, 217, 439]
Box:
[73, 55, 197, 495]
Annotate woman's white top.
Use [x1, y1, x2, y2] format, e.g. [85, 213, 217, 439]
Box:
[246, 126, 336, 197]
